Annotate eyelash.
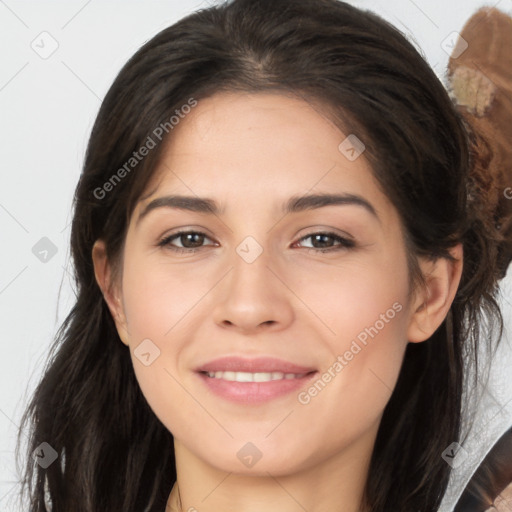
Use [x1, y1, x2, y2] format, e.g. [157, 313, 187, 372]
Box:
[156, 229, 355, 254]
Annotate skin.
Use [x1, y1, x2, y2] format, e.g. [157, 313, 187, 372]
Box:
[92, 91, 462, 512]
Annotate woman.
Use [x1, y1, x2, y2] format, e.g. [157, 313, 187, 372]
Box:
[16, 0, 506, 510]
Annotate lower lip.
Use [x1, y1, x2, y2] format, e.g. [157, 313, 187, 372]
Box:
[197, 371, 318, 404]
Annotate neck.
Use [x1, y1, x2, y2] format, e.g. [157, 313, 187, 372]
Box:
[168, 428, 376, 512]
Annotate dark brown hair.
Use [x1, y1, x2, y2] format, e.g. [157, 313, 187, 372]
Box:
[16, 0, 504, 510]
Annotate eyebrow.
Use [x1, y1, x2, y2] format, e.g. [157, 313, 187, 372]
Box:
[136, 192, 379, 225]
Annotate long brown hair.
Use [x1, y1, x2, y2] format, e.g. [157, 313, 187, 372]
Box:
[16, 0, 504, 510]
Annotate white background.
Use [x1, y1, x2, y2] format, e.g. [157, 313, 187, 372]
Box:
[1, 1, 511, 510]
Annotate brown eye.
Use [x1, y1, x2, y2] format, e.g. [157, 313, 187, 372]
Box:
[158, 230, 214, 253]
[294, 232, 355, 253]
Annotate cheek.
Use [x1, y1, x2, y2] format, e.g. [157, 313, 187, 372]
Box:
[119, 255, 218, 427]
[291, 251, 411, 427]
[297, 247, 410, 352]
[121, 256, 209, 342]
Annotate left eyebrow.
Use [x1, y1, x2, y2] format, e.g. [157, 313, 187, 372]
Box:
[136, 192, 380, 225]
[284, 193, 378, 219]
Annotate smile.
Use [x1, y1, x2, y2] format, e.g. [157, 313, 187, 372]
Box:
[197, 369, 317, 404]
[203, 371, 310, 382]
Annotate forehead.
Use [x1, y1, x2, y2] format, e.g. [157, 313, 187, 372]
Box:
[135, 91, 394, 223]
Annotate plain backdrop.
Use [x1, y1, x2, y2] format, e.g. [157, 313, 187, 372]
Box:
[1, 1, 511, 511]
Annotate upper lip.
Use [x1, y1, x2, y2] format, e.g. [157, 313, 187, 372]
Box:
[196, 356, 317, 374]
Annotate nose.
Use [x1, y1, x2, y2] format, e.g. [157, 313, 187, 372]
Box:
[212, 245, 295, 334]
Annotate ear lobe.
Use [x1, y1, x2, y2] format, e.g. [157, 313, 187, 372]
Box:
[407, 244, 463, 343]
[91, 239, 130, 346]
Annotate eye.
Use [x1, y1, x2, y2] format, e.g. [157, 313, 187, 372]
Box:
[157, 230, 215, 254]
[157, 229, 355, 255]
[293, 231, 355, 253]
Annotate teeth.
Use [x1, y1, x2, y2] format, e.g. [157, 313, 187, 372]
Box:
[205, 371, 306, 382]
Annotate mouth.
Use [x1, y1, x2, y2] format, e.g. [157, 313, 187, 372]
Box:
[194, 357, 318, 404]
[200, 370, 315, 382]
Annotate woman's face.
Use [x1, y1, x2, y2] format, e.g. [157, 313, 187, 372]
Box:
[100, 91, 425, 476]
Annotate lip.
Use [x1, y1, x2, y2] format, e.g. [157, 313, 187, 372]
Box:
[195, 356, 317, 374]
[195, 356, 318, 404]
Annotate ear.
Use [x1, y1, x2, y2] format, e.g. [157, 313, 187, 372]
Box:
[91, 239, 130, 346]
[407, 244, 463, 343]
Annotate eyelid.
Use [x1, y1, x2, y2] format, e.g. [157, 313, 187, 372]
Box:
[296, 226, 355, 242]
[157, 229, 216, 249]
[157, 227, 356, 254]
[293, 230, 355, 251]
